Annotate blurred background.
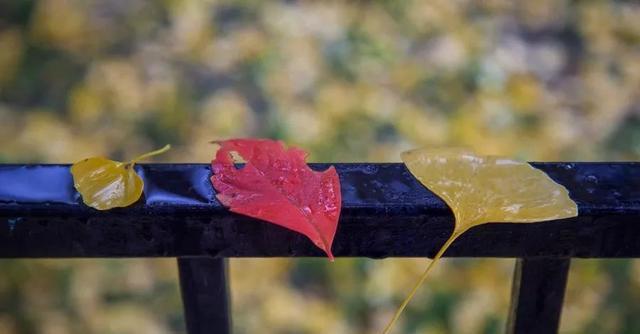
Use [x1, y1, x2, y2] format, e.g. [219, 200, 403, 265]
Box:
[0, 0, 639, 333]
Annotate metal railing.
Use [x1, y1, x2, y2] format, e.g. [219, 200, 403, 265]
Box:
[1, 163, 639, 333]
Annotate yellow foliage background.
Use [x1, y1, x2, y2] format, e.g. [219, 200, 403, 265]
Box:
[1, 0, 639, 333]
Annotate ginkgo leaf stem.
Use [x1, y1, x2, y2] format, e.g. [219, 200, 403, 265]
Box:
[382, 230, 464, 334]
[129, 144, 171, 165]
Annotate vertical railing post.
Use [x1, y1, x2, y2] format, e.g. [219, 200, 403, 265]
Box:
[178, 257, 231, 334]
[506, 258, 570, 334]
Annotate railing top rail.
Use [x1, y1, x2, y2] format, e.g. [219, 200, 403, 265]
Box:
[1, 163, 639, 258]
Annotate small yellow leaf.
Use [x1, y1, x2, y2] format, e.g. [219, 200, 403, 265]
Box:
[71, 145, 170, 210]
[383, 148, 578, 334]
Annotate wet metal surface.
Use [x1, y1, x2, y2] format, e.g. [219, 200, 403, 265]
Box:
[0, 163, 639, 258]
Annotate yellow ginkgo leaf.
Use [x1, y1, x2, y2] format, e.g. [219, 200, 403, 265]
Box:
[71, 145, 171, 210]
[402, 148, 578, 235]
[383, 148, 578, 334]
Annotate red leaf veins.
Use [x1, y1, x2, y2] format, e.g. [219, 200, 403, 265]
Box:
[211, 139, 342, 260]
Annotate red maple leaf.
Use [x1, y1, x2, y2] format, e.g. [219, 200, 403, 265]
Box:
[211, 139, 342, 260]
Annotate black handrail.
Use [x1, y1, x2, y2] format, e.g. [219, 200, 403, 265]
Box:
[1, 163, 639, 334]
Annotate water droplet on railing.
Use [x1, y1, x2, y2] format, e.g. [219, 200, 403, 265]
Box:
[363, 165, 378, 175]
[7, 217, 22, 232]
